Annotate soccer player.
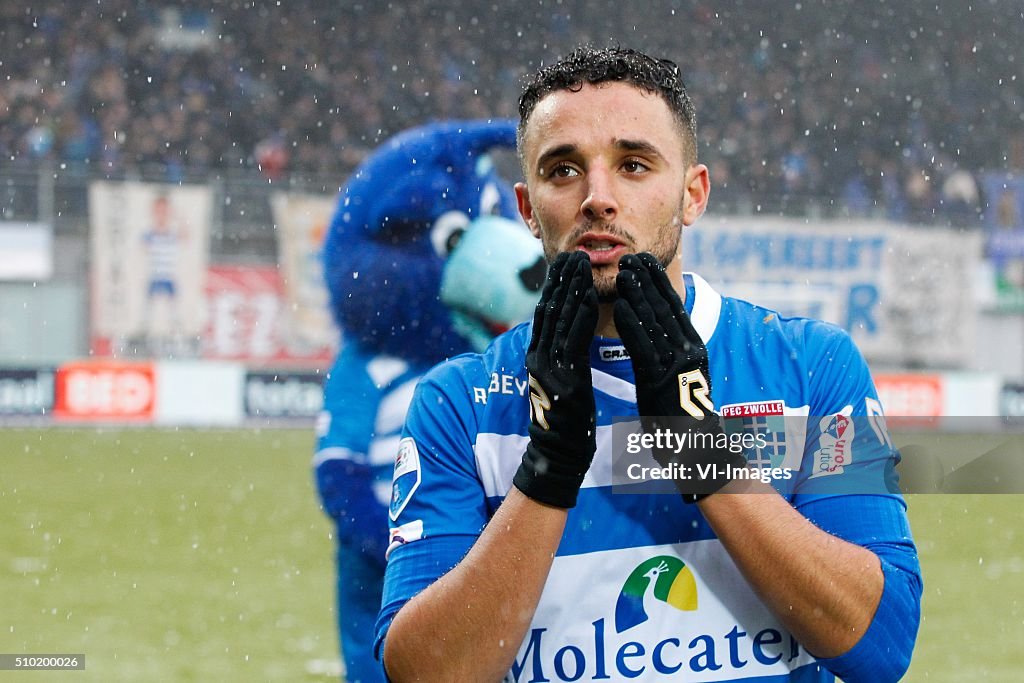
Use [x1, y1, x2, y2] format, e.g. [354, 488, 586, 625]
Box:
[376, 46, 921, 682]
[140, 193, 185, 355]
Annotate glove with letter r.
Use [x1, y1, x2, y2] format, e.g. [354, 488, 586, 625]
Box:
[613, 253, 747, 502]
[513, 251, 600, 509]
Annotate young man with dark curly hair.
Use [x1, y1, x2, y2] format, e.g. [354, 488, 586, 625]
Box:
[375, 45, 921, 683]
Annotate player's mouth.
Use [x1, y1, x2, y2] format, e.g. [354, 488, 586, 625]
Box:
[574, 233, 629, 265]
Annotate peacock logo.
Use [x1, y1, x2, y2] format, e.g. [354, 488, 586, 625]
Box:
[614, 555, 698, 633]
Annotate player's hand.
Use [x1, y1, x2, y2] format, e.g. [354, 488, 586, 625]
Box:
[613, 253, 746, 502]
[513, 251, 600, 509]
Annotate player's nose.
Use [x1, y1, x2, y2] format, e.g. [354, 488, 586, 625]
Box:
[580, 169, 618, 222]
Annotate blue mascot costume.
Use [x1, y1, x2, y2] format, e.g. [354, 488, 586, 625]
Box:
[314, 120, 544, 682]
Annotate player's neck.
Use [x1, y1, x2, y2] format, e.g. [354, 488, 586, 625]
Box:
[596, 305, 619, 338]
[594, 283, 688, 340]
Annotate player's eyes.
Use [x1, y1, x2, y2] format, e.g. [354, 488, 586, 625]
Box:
[547, 163, 580, 179]
[622, 159, 650, 173]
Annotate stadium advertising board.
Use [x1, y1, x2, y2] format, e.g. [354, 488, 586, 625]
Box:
[155, 360, 245, 426]
[270, 192, 337, 359]
[89, 181, 212, 359]
[0, 222, 53, 281]
[244, 370, 324, 419]
[685, 217, 982, 367]
[204, 265, 334, 366]
[53, 361, 156, 422]
[979, 172, 1024, 311]
[873, 373, 1001, 428]
[0, 368, 54, 416]
[981, 172, 1024, 232]
[874, 373, 943, 428]
[1002, 382, 1024, 419]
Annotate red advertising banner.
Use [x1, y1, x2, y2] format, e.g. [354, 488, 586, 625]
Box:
[875, 374, 943, 428]
[53, 361, 156, 421]
[203, 265, 335, 367]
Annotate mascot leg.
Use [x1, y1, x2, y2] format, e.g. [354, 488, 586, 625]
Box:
[335, 540, 385, 683]
[316, 453, 390, 682]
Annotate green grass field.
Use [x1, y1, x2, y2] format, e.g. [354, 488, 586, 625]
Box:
[1, 428, 339, 682]
[1, 428, 1021, 681]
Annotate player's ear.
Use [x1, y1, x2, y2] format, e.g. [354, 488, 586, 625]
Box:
[515, 182, 542, 239]
[681, 164, 710, 226]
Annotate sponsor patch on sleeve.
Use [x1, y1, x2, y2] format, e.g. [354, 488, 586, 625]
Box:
[389, 437, 422, 521]
[386, 519, 424, 560]
[810, 411, 855, 478]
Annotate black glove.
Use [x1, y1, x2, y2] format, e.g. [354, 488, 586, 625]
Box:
[613, 253, 746, 502]
[513, 251, 600, 508]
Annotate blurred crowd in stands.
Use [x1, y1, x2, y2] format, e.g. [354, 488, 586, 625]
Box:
[2, 0, 1022, 225]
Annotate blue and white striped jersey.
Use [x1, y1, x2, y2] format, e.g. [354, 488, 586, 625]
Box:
[143, 229, 180, 285]
[378, 273, 921, 682]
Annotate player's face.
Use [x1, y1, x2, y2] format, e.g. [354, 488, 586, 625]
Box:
[152, 197, 171, 230]
[515, 81, 709, 297]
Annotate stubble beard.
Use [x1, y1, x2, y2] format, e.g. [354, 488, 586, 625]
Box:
[539, 218, 683, 300]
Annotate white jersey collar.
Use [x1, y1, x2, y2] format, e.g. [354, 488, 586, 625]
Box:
[589, 273, 722, 402]
[685, 271, 722, 345]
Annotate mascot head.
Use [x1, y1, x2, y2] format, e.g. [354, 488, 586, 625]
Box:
[323, 120, 545, 364]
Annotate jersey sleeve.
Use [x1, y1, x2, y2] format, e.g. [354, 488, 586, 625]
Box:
[799, 495, 922, 683]
[374, 360, 490, 662]
[793, 323, 921, 681]
[792, 321, 900, 499]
